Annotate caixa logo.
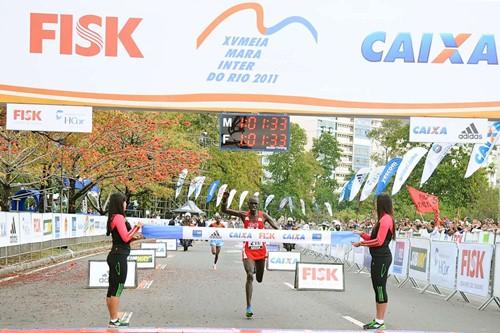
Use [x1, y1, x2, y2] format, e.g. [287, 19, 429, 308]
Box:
[412, 126, 447, 135]
[362, 32, 498, 64]
[30, 13, 143, 58]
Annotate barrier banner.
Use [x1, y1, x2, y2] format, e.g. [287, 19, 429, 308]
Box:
[31, 213, 43, 243]
[140, 242, 167, 258]
[129, 249, 156, 269]
[494, 245, 500, 298]
[457, 243, 493, 297]
[295, 262, 344, 291]
[156, 239, 177, 251]
[409, 238, 430, 282]
[266, 251, 301, 271]
[0, 212, 8, 247]
[5, 212, 20, 246]
[88, 260, 137, 288]
[429, 241, 457, 289]
[353, 246, 365, 268]
[18, 212, 32, 244]
[390, 239, 410, 277]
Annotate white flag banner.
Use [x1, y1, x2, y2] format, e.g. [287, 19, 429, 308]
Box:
[227, 189, 237, 208]
[254, 192, 260, 198]
[193, 176, 206, 200]
[278, 197, 289, 210]
[175, 169, 188, 199]
[215, 184, 228, 208]
[420, 143, 454, 186]
[360, 166, 385, 201]
[264, 195, 275, 210]
[300, 199, 306, 216]
[465, 121, 500, 178]
[239, 191, 249, 210]
[288, 197, 294, 213]
[349, 167, 370, 201]
[392, 147, 428, 195]
[187, 177, 199, 199]
[324, 202, 333, 217]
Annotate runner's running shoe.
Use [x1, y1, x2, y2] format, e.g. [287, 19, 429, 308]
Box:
[245, 306, 253, 318]
[108, 319, 129, 328]
[363, 319, 385, 330]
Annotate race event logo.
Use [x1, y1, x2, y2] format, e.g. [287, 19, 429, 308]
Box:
[362, 32, 498, 64]
[197, 2, 317, 84]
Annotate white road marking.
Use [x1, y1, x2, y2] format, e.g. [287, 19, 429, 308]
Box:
[120, 311, 133, 323]
[284, 282, 295, 289]
[226, 250, 241, 253]
[0, 251, 104, 282]
[146, 280, 154, 288]
[342, 315, 364, 328]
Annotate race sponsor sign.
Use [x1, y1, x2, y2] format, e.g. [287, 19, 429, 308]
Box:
[410, 117, 489, 143]
[129, 249, 156, 269]
[494, 245, 500, 298]
[409, 238, 431, 282]
[180, 226, 332, 245]
[140, 242, 167, 258]
[294, 262, 344, 291]
[6, 104, 92, 133]
[156, 238, 177, 251]
[88, 260, 137, 288]
[389, 239, 410, 277]
[457, 243, 493, 297]
[266, 251, 301, 271]
[429, 241, 458, 289]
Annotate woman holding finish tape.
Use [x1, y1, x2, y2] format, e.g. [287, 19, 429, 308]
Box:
[105, 192, 143, 328]
[352, 193, 395, 330]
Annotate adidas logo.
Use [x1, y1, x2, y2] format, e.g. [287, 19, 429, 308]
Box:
[459, 123, 482, 140]
[209, 230, 222, 239]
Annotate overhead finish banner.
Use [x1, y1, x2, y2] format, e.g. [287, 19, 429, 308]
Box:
[1, 0, 500, 118]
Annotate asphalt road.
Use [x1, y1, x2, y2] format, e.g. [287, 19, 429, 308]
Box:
[0, 241, 499, 332]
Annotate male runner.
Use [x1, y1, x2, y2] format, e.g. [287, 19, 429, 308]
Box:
[220, 191, 279, 318]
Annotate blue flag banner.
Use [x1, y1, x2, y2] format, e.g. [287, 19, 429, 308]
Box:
[375, 157, 402, 195]
[344, 178, 354, 201]
[205, 180, 220, 203]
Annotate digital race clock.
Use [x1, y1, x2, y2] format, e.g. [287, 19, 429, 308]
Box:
[219, 114, 290, 152]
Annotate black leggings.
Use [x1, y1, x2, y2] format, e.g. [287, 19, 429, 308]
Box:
[370, 255, 392, 304]
[107, 253, 128, 297]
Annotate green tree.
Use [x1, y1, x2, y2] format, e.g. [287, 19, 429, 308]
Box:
[263, 124, 320, 219]
[367, 120, 409, 164]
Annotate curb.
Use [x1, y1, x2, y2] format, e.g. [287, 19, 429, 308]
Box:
[0, 245, 110, 276]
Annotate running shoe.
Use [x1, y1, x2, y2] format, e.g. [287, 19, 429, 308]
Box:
[245, 306, 253, 318]
[363, 319, 385, 330]
[213, 264, 217, 270]
[108, 319, 129, 328]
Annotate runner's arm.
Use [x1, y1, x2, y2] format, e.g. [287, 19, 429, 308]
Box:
[220, 192, 245, 219]
[361, 216, 392, 247]
[113, 215, 140, 243]
[263, 212, 279, 230]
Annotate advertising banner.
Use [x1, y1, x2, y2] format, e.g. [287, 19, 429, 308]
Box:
[295, 262, 344, 291]
[1, 0, 500, 118]
[88, 260, 137, 288]
[390, 239, 410, 277]
[410, 117, 489, 143]
[205, 180, 220, 203]
[140, 242, 167, 258]
[353, 246, 365, 268]
[180, 226, 334, 245]
[6, 212, 20, 246]
[409, 238, 430, 282]
[429, 241, 457, 289]
[348, 167, 370, 201]
[494, 245, 500, 298]
[266, 251, 301, 271]
[457, 243, 493, 297]
[6, 104, 92, 133]
[129, 249, 156, 269]
[375, 157, 402, 195]
[264, 194, 275, 210]
[215, 184, 228, 208]
[156, 239, 177, 251]
[0, 212, 8, 247]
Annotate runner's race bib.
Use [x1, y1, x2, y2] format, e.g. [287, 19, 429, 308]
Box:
[249, 241, 263, 250]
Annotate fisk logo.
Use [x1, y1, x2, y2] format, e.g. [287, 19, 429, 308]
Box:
[30, 13, 143, 58]
[13, 109, 42, 121]
[302, 267, 338, 281]
[362, 32, 498, 64]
